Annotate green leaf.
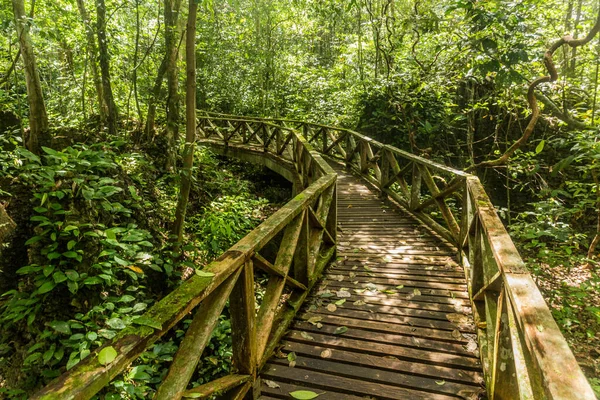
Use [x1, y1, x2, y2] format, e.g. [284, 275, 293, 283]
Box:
[106, 318, 126, 330]
[43, 265, 55, 277]
[49, 320, 72, 335]
[87, 332, 98, 341]
[63, 251, 79, 259]
[97, 346, 117, 366]
[65, 270, 79, 281]
[25, 236, 43, 245]
[333, 326, 348, 335]
[38, 281, 56, 294]
[117, 295, 135, 303]
[53, 271, 67, 283]
[132, 316, 162, 330]
[67, 240, 77, 250]
[195, 269, 215, 278]
[290, 390, 320, 399]
[535, 140, 545, 154]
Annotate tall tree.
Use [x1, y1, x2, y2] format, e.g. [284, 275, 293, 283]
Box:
[12, 0, 49, 152]
[172, 0, 198, 243]
[76, 0, 106, 121]
[164, 0, 183, 170]
[96, 0, 118, 135]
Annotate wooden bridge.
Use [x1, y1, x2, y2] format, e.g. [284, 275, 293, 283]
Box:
[33, 114, 596, 399]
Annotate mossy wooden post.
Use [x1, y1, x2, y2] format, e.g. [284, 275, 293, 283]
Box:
[293, 209, 309, 286]
[229, 260, 257, 383]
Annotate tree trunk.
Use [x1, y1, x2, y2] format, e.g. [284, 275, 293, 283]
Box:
[12, 0, 49, 153]
[96, 0, 118, 135]
[144, 55, 168, 139]
[164, 0, 183, 170]
[76, 0, 106, 121]
[171, 0, 198, 244]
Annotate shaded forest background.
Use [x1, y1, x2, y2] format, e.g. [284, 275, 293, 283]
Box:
[1, 0, 600, 397]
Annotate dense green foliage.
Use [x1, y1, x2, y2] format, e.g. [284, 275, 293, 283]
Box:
[1, 0, 600, 395]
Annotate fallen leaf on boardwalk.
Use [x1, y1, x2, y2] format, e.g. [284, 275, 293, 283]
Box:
[383, 290, 397, 295]
[354, 289, 366, 294]
[326, 304, 337, 312]
[363, 266, 372, 271]
[412, 337, 421, 346]
[435, 380, 445, 386]
[349, 272, 356, 278]
[353, 300, 366, 306]
[336, 290, 351, 298]
[347, 204, 353, 208]
[301, 331, 314, 340]
[331, 274, 344, 282]
[264, 380, 280, 389]
[366, 272, 375, 277]
[290, 390, 321, 399]
[335, 299, 346, 306]
[446, 313, 469, 324]
[352, 266, 358, 270]
[383, 355, 399, 361]
[396, 285, 404, 289]
[465, 339, 478, 353]
[352, 280, 359, 284]
[451, 329, 462, 339]
[307, 316, 323, 325]
[424, 266, 434, 270]
[316, 323, 323, 328]
[366, 283, 377, 291]
[320, 349, 332, 358]
[333, 326, 348, 335]
[413, 288, 422, 296]
[320, 292, 334, 298]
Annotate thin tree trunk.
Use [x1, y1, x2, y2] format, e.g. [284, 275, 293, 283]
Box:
[96, 0, 118, 135]
[172, 0, 198, 244]
[144, 55, 167, 138]
[76, 0, 106, 121]
[133, 0, 142, 126]
[569, 0, 583, 76]
[164, 0, 183, 170]
[12, 0, 48, 153]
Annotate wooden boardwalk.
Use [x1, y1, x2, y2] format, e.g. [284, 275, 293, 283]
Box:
[260, 166, 485, 399]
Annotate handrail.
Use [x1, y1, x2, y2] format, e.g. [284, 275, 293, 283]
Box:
[33, 116, 337, 399]
[199, 111, 596, 400]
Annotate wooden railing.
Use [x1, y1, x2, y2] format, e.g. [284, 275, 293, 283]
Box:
[33, 111, 595, 400]
[200, 111, 596, 400]
[32, 117, 337, 399]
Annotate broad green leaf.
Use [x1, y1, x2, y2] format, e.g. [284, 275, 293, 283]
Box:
[535, 140, 545, 154]
[290, 390, 320, 399]
[97, 346, 117, 366]
[195, 269, 215, 278]
[333, 326, 348, 335]
[49, 320, 72, 335]
[106, 318, 126, 330]
[38, 281, 56, 294]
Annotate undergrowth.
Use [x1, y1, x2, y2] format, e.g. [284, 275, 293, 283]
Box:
[0, 133, 289, 398]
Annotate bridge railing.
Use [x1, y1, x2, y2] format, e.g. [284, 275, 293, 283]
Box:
[33, 117, 337, 399]
[200, 111, 595, 400]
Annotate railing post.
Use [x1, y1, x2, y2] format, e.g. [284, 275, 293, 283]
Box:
[230, 260, 257, 379]
[379, 149, 389, 198]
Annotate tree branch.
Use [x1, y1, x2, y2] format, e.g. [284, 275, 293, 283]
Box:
[469, 10, 600, 171]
